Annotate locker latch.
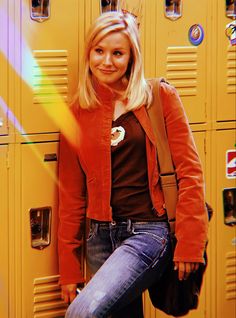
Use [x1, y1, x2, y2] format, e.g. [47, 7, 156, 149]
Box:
[100, 0, 119, 13]
[226, 0, 236, 19]
[30, 207, 51, 249]
[30, 0, 50, 22]
[164, 0, 182, 21]
[223, 188, 236, 226]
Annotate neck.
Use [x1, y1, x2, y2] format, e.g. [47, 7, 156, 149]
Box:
[113, 100, 127, 121]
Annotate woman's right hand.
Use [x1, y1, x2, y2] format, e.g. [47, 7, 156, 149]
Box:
[61, 284, 77, 304]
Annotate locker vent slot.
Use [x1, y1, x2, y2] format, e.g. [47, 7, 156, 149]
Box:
[33, 50, 69, 104]
[227, 46, 236, 94]
[33, 275, 67, 317]
[225, 251, 236, 300]
[166, 46, 197, 96]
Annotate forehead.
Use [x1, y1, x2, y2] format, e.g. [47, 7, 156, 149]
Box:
[94, 31, 131, 49]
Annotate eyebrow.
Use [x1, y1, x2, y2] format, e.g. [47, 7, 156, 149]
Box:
[94, 44, 128, 51]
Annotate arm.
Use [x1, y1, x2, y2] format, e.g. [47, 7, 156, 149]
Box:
[160, 83, 208, 265]
[58, 130, 87, 301]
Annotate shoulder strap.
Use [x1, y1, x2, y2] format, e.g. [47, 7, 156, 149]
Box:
[147, 78, 178, 234]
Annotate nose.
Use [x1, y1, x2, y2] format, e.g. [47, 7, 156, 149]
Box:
[103, 53, 112, 65]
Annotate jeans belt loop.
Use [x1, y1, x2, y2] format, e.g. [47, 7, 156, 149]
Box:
[127, 219, 132, 233]
[92, 222, 99, 235]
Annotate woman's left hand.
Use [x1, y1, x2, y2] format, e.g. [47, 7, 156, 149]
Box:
[174, 261, 200, 281]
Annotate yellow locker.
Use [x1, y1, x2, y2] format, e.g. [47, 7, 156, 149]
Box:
[214, 129, 236, 318]
[18, 140, 67, 318]
[143, 0, 209, 124]
[0, 0, 8, 136]
[0, 144, 9, 318]
[20, 0, 80, 134]
[216, 1, 236, 122]
[143, 130, 210, 318]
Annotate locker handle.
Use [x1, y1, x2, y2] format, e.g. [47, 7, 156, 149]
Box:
[164, 0, 182, 21]
[100, 1, 119, 13]
[30, 207, 52, 250]
[226, 0, 236, 19]
[223, 188, 236, 226]
[44, 153, 57, 162]
[30, 0, 50, 22]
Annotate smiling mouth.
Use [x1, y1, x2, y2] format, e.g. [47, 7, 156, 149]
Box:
[99, 69, 116, 74]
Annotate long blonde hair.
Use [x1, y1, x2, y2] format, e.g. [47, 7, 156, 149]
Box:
[77, 11, 152, 110]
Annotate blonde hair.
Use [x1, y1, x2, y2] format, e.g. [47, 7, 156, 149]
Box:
[77, 11, 152, 110]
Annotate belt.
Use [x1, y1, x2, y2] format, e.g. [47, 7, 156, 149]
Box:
[90, 217, 167, 226]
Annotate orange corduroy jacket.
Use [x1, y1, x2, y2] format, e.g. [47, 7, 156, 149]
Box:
[58, 82, 208, 285]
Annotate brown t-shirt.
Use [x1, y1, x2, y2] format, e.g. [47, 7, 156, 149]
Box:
[111, 111, 165, 221]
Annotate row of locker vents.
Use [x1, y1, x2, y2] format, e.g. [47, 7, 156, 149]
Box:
[7, 45, 236, 113]
[33, 50, 69, 105]
[165, 45, 236, 96]
[33, 275, 67, 318]
[227, 46, 236, 94]
[225, 251, 236, 300]
[166, 46, 197, 97]
[31, 47, 202, 99]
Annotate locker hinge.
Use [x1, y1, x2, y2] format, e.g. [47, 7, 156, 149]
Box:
[6, 149, 10, 169]
[204, 138, 207, 155]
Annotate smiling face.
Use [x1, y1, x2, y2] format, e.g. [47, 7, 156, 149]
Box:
[89, 31, 131, 90]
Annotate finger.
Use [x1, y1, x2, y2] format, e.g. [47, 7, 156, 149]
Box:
[178, 262, 185, 281]
[69, 291, 77, 303]
[193, 262, 200, 272]
[174, 262, 179, 271]
[183, 263, 191, 280]
[63, 293, 69, 304]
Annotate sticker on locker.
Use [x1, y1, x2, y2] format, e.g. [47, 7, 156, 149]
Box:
[226, 149, 236, 179]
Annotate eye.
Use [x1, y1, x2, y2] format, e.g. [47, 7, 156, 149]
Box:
[95, 48, 103, 54]
[113, 50, 122, 56]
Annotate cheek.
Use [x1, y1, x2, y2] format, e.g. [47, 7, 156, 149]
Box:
[89, 53, 101, 68]
[117, 57, 130, 72]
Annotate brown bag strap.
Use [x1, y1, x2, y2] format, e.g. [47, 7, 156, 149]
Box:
[147, 78, 178, 234]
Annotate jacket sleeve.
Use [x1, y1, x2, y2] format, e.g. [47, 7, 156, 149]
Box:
[58, 128, 87, 285]
[160, 82, 208, 263]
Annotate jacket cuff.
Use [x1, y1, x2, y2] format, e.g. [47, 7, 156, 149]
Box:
[173, 240, 207, 263]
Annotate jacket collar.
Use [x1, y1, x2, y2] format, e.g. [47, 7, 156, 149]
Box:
[93, 79, 156, 145]
[133, 106, 156, 146]
[93, 78, 116, 105]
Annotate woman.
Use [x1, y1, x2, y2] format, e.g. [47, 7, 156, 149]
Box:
[58, 11, 208, 318]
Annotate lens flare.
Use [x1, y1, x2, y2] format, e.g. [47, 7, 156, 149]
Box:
[0, 10, 80, 182]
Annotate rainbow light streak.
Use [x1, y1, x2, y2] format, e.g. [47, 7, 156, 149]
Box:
[0, 4, 80, 143]
[0, 5, 80, 185]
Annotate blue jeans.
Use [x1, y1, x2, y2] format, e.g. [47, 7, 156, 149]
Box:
[65, 220, 171, 318]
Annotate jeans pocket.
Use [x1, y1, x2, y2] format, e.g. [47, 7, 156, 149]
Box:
[130, 223, 170, 268]
[131, 223, 169, 245]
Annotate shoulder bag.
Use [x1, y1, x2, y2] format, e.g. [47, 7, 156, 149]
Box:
[147, 78, 213, 317]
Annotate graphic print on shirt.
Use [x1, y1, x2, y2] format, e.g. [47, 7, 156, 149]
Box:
[111, 126, 125, 146]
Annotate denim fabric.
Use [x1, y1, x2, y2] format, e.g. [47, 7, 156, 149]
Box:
[65, 220, 171, 318]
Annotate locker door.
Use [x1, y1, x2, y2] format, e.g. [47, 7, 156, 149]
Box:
[217, 1, 236, 121]
[143, 0, 208, 124]
[215, 130, 236, 318]
[20, 0, 79, 134]
[0, 0, 8, 136]
[0, 145, 9, 318]
[20, 141, 67, 318]
[143, 131, 209, 318]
